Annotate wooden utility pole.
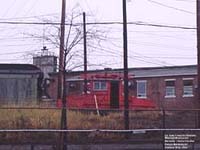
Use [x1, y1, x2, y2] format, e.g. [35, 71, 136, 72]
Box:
[83, 12, 88, 94]
[58, 0, 67, 150]
[197, 0, 200, 128]
[123, 0, 129, 130]
[58, 0, 66, 100]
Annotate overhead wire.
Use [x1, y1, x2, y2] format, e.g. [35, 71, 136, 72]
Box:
[0, 20, 195, 30]
[0, 2, 196, 67]
[11, 0, 30, 18]
[175, 0, 195, 2]
[84, 0, 95, 16]
[105, 34, 195, 52]
[174, 0, 195, 3]
[23, 0, 40, 17]
[0, 42, 55, 47]
[88, 33, 195, 65]
[0, 13, 59, 21]
[88, 43, 173, 66]
[147, 0, 195, 14]
[1, 0, 17, 18]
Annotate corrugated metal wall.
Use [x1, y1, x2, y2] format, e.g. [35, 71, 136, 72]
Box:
[0, 75, 38, 104]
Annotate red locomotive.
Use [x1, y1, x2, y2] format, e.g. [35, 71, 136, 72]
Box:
[57, 72, 155, 109]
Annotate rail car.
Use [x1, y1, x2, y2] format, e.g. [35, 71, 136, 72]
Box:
[57, 72, 156, 109]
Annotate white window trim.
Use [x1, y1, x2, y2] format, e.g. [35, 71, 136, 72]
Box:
[136, 80, 147, 99]
[165, 95, 176, 98]
[182, 78, 194, 98]
[165, 90, 176, 98]
[165, 79, 176, 98]
[93, 81, 107, 91]
[183, 78, 194, 80]
[165, 79, 176, 81]
[183, 94, 194, 98]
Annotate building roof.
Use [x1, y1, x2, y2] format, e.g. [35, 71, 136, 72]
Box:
[0, 64, 42, 74]
[50, 65, 197, 78]
[129, 65, 197, 78]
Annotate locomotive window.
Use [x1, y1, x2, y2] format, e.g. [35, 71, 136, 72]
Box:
[94, 81, 107, 90]
[67, 81, 82, 94]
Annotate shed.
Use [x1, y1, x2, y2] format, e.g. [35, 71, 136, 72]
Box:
[0, 64, 43, 104]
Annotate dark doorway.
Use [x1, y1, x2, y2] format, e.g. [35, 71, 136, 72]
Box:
[110, 81, 119, 108]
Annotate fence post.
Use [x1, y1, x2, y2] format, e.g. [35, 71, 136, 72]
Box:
[162, 109, 165, 150]
[31, 145, 34, 150]
[196, 110, 199, 128]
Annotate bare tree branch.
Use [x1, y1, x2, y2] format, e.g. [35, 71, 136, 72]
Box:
[25, 9, 109, 71]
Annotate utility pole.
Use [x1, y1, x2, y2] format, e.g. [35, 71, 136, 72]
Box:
[83, 12, 87, 94]
[197, 0, 200, 128]
[58, 0, 66, 101]
[123, 0, 129, 130]
[58, 0, 67, 150]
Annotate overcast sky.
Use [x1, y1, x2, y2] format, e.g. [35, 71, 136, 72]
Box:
[0, 0, 197, 70]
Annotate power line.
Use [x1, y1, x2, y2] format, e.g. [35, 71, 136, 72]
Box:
[22, 0, 40, 17]
[0, 13, 59, 21]
[84, 0, 95, 16]
[174, 0, 195, 3]
[0, 46, 57, 56]
[87, 21, 196, 29]
[11, 0, 30, 18]
[0, 20, 195, 30]
[1, 0, 17, 18]
[131, 22, 195, 29]
[95, 53, 196, 60]
[105, 34, 195, 51]
[0, 37, 42, 41]
[89, 44, 172, 66]
[0, 21, 59, 25]
[0, 42, 54, 47]
[0, 49, 40, 56]
[147, 0, 195, 14]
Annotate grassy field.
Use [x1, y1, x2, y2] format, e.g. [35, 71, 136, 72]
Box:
[0, 105, 197, 144]
[0, 108, 163, 129]
[0, 106, 163, 143]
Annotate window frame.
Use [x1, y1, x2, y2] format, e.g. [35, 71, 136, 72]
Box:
[165, 79, 176, 98]
[183, 78, 194, 97]
[136, 80, 147, 98]
[67, 81, 83, 95]
[93, 81, 107, 91]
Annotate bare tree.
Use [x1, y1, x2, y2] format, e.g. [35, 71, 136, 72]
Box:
[26, 9, 108, 71]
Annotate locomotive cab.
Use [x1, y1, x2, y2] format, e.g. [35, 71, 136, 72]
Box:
[57, 73, 156, 109]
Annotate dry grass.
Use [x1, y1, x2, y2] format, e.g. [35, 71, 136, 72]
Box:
[0, 109, 161, 130]
[0, 109, 60, 129]
[0, 106, 162, 143]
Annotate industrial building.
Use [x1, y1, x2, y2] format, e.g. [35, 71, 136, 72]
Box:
[0, 64, 43, 104]
[47, 65, 198, 109]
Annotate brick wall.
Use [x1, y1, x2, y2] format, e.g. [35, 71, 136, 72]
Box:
[135, 75, 198, 109]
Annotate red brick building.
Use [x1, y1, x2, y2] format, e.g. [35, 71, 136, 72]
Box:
[131, 65, 197, 109]
[47, 65, 198, 109]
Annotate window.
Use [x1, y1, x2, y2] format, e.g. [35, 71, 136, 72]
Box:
[94, 81, 107, 90]
[137, 80, 147, 98]
[67, 81, 82, 94]
[183, 79, 193, 97]
[165, 80, 175, 98]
